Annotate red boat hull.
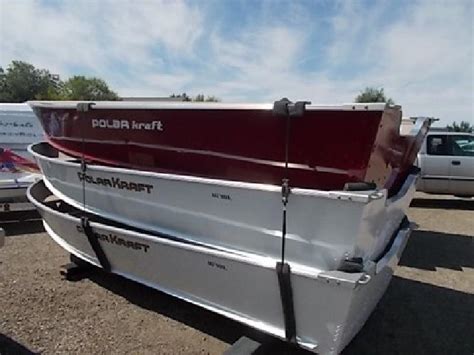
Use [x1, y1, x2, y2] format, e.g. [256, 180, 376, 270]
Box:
[29, 102, 428, 193]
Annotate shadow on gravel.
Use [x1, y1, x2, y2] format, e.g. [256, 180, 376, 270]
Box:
[345, 276, 474, 355]
[399, 230, 474, 271]
[88, 270, 310, 354]
[410, 198, 473, 210]
[0, 334, 37, 355]
[86, 262, 474, 354]
[0, 220, 44, 236]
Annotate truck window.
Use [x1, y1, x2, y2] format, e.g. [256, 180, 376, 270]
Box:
[450, 135, 474, 157]
[427, 135, 450, 155]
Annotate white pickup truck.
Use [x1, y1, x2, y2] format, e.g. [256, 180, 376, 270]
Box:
[416, 131, 474, 197]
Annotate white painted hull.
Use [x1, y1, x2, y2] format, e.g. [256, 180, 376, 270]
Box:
[29, 142, 418, 271]
[28, 180, 412, 354]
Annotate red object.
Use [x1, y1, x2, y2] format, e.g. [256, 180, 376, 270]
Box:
[0, 148, 39, 173]
[29, 102, 429, 193]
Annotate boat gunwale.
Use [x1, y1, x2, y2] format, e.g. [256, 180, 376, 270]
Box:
[28, 177, 412, 286]
[27, 100, 388, 112]
[28, 142, 383, 203]
[27, 179, 327, 278]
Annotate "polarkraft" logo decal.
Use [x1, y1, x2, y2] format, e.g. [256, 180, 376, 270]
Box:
[77, 172, 153, 193]
[92, 119, 163, 131]
[76, 225, 150, 253]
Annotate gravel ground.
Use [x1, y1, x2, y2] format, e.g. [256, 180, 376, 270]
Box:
[0, 192, 473, 355]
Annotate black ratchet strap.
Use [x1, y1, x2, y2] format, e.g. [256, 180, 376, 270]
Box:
[76, 102, 110, 272]
[276, 261, 296, 343]
[81, 216, 111, 272]
[272, 98, 310, 343]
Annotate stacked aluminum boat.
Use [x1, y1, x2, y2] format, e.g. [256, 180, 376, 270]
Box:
[27, 99, 430, 354]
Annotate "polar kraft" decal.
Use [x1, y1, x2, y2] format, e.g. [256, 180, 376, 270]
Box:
[77, 172, 153, 193]
[92, 119, 163, 131]
[76, 225, 150, 253]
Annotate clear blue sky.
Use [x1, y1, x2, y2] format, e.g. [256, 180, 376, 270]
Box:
[1, 0, 472, 126]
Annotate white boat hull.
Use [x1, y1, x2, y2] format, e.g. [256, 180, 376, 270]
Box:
[29, 142, 418, 271]
[28, 180, 412, 354]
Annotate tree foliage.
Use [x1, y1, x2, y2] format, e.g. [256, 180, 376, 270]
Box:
[446, 121, 473, 133]
[170, 92, 192, 101]
[355, 87, 394, 105]
[60, 76, 119, 101]
[193, 93, 220, 102]
[0, 60, 119, 102]
[0, 61, 59, 102]
[1, 60, 219, 103]
[194, 94, 206, 102]
[170, 92, 220, 102]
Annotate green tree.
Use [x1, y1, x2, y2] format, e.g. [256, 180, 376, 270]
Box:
[0, 61, 59, 102]
[60, 76, 119, 101]
[355, 87, 394, 105]
[194, 94, 205, 102]
[0, 67, 7, 101]
[170, 93, 219, 102]
[193, 94, 220, 102]
[203, 95, 219, 102]
[446, 121, 473, 133]
[170, 92, 192, 101]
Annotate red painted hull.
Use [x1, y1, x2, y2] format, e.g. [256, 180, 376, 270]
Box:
[29, 102, 428, 193]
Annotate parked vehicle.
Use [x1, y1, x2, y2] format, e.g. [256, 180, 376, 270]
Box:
[416, 131, 474, 197]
